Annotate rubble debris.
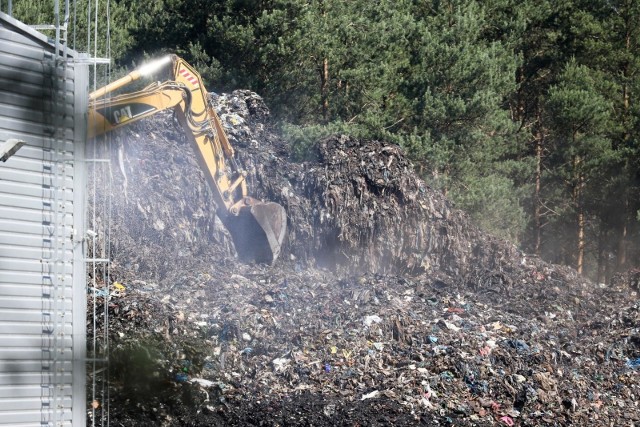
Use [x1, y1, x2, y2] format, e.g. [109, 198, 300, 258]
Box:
[88, 90, 640, 426]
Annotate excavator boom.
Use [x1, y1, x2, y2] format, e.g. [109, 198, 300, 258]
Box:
[88, 55, 286, 264]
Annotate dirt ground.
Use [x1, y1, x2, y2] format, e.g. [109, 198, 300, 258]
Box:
[87, 91, 640, 426]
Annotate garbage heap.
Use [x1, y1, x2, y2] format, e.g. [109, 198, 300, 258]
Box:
[88, 91, 640, 426]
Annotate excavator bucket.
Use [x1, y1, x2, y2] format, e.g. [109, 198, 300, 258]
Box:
[224, 202, 287, 264]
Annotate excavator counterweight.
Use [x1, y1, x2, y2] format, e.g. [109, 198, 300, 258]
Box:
[88, 55, 286, 264]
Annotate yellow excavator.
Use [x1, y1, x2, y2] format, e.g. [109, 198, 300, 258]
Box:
[88, 55, 286, 264]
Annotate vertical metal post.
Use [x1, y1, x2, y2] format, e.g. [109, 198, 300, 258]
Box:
[54, 0, 60, 55]
[73, 54, 90, 427]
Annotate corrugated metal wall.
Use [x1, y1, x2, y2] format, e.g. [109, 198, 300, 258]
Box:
[0, 12, 87, 427]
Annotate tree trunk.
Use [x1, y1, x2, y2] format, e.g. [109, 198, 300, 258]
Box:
[596, 228, 606, 284]
[616, 42, 631, 272]
[321, 57, 329, 123]
[616, 198, 628, 271]
[576, 207, 585, 275]
[534, 133, 543, 255]
[573, 154, 585, 275]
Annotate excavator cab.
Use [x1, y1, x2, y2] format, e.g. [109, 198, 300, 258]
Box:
[88, 55, 286, 264]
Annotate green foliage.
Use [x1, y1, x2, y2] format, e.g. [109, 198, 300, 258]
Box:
[451, 174, 528, 242]
[12, 0, 136, 62]
[546, 61, 611, 141]
[544, 60, 613, 205]
[180, 41, 222, 85]
[282, 121, 374, 161]
[12, 0, 640, 278]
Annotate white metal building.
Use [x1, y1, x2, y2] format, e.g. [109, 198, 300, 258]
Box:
[0, 11, 88, 426]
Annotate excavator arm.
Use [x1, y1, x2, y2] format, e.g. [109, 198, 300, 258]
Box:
[88, 55, 286, 264]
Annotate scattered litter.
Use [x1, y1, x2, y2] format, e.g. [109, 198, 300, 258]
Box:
[272, 358, 290, 372]
[89, 90, 640, 426]
[363, 315, 382, 326]
[626, 358, 640, 369]
[175, 373, 188, 382]
[189, 378, 215, 388]
[361, 390, 380, 400]
[500, 415, 514, 426]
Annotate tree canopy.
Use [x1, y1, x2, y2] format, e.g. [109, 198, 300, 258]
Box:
[12, 0, 640, 282]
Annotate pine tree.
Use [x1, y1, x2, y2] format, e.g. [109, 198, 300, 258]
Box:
[545, 60, 613, 274]
[574, 0, 640, 278]
[399, 0, 525, 241]
[12, 0, 136, 64]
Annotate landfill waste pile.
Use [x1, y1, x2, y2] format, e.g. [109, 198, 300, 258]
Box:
[88, 90, 640, 426]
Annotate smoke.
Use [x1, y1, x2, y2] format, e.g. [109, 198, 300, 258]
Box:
[90, 112, 234, 284]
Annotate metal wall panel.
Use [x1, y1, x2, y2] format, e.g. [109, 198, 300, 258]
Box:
[0, 11, 87, 427]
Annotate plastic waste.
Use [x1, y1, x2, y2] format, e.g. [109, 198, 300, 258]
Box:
[364, 315, 383, 326]
[189, 378, 215, 388]
[625, 358, 640, 369]
[361, 390, 380, 400]
[500, 415, 514, 426]
[89, 287, 109, 297]
[508, 339, 530, 353]
[433, 344, 448, 355]
[440, 371, 454, 381]
[272, 357, 290, 372]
